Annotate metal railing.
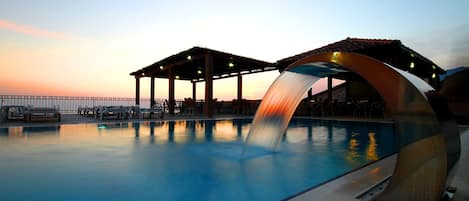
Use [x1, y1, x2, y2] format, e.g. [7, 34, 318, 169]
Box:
[0, 95, 158, 114]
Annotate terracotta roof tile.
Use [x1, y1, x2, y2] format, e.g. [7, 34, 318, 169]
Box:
[278, 37, 400, 64]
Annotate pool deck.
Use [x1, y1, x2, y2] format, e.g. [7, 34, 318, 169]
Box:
[0, 115, 467, 200]
[289, 154, 397, 201]
[452, 126, 469, 201]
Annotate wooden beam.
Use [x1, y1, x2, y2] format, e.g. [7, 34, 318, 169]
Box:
[193, 67, 278, 83]
[146, 54, 204, 75]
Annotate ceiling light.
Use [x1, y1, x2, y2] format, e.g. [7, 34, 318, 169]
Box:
[332, 52, 340, 62]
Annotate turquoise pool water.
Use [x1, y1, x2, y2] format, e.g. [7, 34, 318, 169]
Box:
[0, 119, 396, 201]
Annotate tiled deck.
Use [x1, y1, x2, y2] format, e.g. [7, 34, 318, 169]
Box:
[289, 155, 396, 201]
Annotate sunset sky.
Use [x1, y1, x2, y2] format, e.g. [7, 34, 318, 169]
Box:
[1, 0, 468, 100]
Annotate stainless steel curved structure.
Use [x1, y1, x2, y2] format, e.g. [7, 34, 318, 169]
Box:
[244, 52, 460, 200]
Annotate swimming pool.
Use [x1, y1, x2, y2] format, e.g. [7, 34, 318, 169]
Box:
[0, 118, 396, 201]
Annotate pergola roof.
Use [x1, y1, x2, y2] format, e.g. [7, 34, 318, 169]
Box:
[130, 47, 275, 82]
[276, 38, 445, 77]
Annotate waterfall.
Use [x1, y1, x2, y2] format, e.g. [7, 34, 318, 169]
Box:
[243, 63, 346, 155]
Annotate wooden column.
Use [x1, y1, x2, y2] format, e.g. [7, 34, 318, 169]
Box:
[237, 74, 243, 114]
[135, 76, 140, 105]
[237, 74, 242, 101]
[168, 66, 175, 115]
[327, 76, 333, 103]
[192, 81, 196, 101]
[150, 76, 155, 108]
[327, 76, 333, 116]
[204, 53, 214, 117]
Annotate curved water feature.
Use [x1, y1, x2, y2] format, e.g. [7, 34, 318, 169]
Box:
[243, 63, 345, 152]
[244, 52, 460, 201]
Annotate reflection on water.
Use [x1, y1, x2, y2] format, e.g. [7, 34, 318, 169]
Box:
[347, 136, 360, 163]
[367, 132, 378, 161]
[0, 126, 61, 137]
[97, 123, 128, 129]
[0, 119, 396, 201]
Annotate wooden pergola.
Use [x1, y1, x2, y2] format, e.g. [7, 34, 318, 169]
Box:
[130, 47, 275, 117]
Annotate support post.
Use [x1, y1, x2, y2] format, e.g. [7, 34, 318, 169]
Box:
[327, 76, 333, 116]
[237, 74, 243, 114]
[327, 76, 333, 103]
[168, 66, 175, 115]
[135, 76, 140, 105]
[192, 81, 196, 101]
[150, 76, 155, 108]
[237, 74, 242, 101]
[204, 53, 214, 117]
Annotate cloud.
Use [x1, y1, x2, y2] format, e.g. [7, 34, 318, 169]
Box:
[0, 19, 74, 40]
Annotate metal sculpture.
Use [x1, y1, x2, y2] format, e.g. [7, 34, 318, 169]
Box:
[244, 52, 460, 200]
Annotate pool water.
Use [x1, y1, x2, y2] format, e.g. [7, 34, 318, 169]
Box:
[0, 119, 396, 201]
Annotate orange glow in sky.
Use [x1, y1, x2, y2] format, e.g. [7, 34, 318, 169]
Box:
[1, 1, 468, 99]
[0, 19, 73, 40]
